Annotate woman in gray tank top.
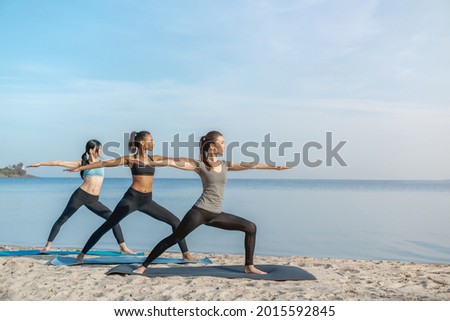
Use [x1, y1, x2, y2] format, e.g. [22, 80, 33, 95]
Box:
[134, 130, 290, 275]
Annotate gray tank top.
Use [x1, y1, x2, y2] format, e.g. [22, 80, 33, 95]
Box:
[194, 160, 228, 213]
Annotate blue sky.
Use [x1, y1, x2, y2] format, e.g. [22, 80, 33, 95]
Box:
[1, 0, 449, 179]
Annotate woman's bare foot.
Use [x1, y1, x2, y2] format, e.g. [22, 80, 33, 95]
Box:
[119, 243, 137, 255]
[244, 265, 267, 274]
[133, 265, 146, 274]
[122, 249, 137, 254]
[40, 242, 52, 253]
[182, 251, 196, 261]
[75, 253, 85, 263]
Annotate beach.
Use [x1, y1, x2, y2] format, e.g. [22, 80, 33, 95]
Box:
[0, 246, 449, 301]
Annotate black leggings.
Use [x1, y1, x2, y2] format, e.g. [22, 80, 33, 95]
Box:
[47, 188, 125, 244]
[81, 187, 189, 254]
[142, 205, 257, 267]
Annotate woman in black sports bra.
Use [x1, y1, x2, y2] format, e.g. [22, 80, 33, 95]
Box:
[68, 131, 195, 262]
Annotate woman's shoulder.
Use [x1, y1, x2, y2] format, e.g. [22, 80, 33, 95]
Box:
[192, 159, 202, 168]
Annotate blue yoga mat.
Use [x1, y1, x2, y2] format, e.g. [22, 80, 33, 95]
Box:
[50, 256, 213, 266]
[106, 264, 317, 281]
[0, 249, 144, 257]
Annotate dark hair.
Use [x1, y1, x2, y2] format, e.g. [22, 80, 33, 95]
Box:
[80, 139, 102, 179]
[128, 131, 151, 153]
[199, 130, 223, 169]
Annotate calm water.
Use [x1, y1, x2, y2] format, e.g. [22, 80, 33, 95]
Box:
[1, 178, 449, 264]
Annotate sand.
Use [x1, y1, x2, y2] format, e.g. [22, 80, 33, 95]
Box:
[0, 245, 449, 301]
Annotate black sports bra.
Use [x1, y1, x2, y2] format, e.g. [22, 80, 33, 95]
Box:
[130, 157, 155, 176]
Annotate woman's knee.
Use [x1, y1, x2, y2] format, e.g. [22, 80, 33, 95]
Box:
[246, 222, 257, 235]
[169, 217, 181, 230]
[55, 214, 72, 225]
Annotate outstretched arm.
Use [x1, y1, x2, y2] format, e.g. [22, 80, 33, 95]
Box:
[152, 155, 198, 172]
[27, 160, 81, 169]
[228, 161, 291, 171]
[65, 157, 128, 172]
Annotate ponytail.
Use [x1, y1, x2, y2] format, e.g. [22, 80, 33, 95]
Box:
[200, 136, 210, 168]
[128, 130, 151, 153]
[81, 139, 102, 179]
[80, 152, 88, 179]
[128, 131, 138, 153]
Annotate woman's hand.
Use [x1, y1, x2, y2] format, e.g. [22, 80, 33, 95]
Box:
[27, 163, 41, 168]
[152, 156, 198, 171]
[274, 165, 291, 170]
[26, 160, 81, 168]
[229, 162, 293, 171]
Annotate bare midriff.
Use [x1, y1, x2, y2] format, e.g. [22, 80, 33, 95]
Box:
[130, 175, 154, 193]
[79, 176, 104, 196]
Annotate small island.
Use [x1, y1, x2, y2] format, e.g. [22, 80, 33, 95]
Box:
[0, 163, 34, 178]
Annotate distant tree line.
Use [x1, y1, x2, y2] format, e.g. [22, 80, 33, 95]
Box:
[0, 163, 33, 178]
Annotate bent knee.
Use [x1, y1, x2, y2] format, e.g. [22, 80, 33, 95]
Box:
[246, 222, 257, 234]
[170, 218, 182, 229]
[56, 216, 70, 225]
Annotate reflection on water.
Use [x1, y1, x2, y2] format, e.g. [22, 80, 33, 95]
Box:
[1, 178, 449, 263]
